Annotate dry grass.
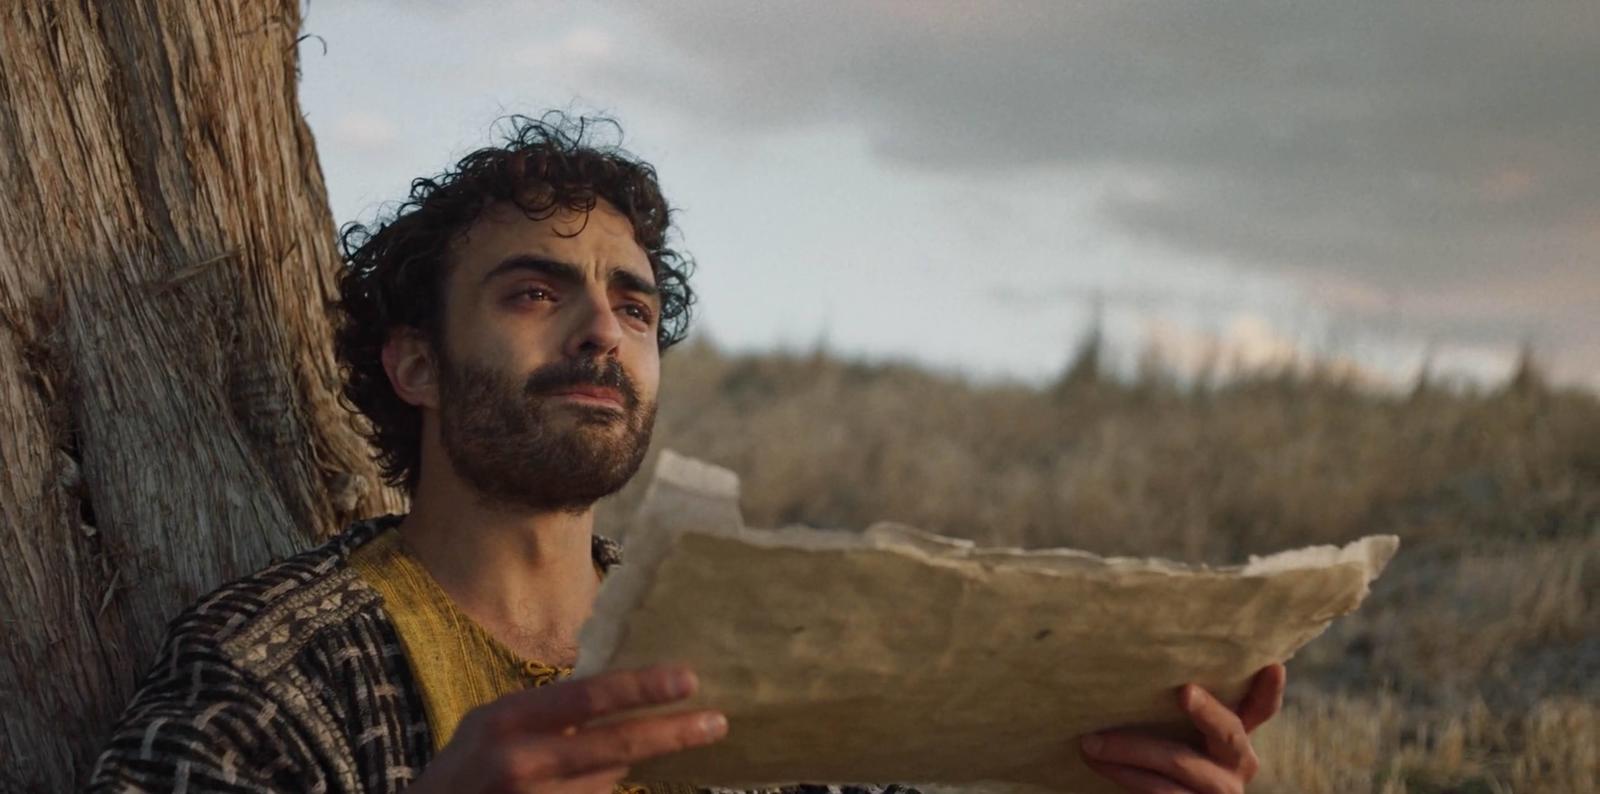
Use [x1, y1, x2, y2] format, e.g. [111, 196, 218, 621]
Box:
[597, 339, 1599, 791]
[1250, 693, 1599, 793]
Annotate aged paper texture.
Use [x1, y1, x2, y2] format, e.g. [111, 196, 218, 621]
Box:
[578, 451, 1399, 793]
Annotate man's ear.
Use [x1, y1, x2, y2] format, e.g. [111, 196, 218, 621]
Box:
[381, 328, 441, 409]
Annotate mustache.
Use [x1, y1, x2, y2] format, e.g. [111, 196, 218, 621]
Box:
[523, 357, 639, 409]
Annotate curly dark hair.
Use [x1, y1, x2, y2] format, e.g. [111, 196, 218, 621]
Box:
[333, 113, 695, 494]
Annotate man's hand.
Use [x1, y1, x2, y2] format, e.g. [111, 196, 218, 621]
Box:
[1078, 663, 1286, 794]
[408, 665, 727, 794]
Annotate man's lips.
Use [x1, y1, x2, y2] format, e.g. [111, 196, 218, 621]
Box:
[546, 385, 625, 408]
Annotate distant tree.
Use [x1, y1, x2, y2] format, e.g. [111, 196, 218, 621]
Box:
[0, 3, 403, 790]
[1054, 293, 1105, 393]
[1407, 343, 1438, 400]
[1505, 342, 1549, 396]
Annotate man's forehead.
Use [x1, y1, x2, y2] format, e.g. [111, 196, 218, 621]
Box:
[451, 200, 653, 282]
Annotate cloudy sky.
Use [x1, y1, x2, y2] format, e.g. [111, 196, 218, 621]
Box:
[298, 1, 1599, 388]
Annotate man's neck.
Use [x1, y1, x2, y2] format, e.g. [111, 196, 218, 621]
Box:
[396, 475, 602, 664]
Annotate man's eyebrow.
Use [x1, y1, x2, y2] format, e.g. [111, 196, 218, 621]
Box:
[479, 256, 658, 300]
[608, 267, 660, 299]
[479, 255, 584, 287]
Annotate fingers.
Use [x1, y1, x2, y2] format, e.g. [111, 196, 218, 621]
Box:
[1179, 684, 1253, 772]
[444, 669, 723, 792]
[1236, 663, 1287, 733]
[1082, 759, 1195, 794]
[1081, 732, 1240, 794]
[1077, 669, 1283, 793]
[480, 665, 699, 735]
[530, 708, 729, 779]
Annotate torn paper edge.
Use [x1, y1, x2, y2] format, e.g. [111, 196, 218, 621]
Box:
[578, 450, 1400, 677]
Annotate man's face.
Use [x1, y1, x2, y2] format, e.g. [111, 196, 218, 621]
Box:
[428, 198, 662, 513]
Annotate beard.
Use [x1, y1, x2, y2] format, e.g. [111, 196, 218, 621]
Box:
[436, 351, 656, 514]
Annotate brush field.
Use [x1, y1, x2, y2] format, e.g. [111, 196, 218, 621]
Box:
[597, 342, 1598, 793]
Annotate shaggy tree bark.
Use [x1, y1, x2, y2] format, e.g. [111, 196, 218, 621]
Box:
[0, 3, 403, 790]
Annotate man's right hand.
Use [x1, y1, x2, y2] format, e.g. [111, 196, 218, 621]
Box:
[408, 665, 727, 794]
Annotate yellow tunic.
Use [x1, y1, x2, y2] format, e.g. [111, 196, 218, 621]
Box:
[347, 526, 578, 751]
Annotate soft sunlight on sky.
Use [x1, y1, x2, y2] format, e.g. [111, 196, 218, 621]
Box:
[297, 1, 1600, 389]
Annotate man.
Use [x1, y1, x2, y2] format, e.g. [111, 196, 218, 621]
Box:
[89, 115, 1284, 794]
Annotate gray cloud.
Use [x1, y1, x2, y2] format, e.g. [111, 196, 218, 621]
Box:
[594, 0, 1599, 377]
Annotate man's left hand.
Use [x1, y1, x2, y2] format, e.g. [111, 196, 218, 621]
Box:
[1077, 663, 1287, 794]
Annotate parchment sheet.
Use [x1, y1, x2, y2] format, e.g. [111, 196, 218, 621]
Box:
[577, 451, 1399, 793]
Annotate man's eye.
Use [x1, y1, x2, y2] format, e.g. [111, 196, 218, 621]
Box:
[621, 304, 655, 324]
[514, 287, 555, 302]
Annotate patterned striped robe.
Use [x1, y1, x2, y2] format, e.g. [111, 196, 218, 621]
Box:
[86, 515, 918, 794]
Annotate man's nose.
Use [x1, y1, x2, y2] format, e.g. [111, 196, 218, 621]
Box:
[564, 289, 624, 358]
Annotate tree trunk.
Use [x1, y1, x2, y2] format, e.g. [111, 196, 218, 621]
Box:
[0, 3, 403, 790]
